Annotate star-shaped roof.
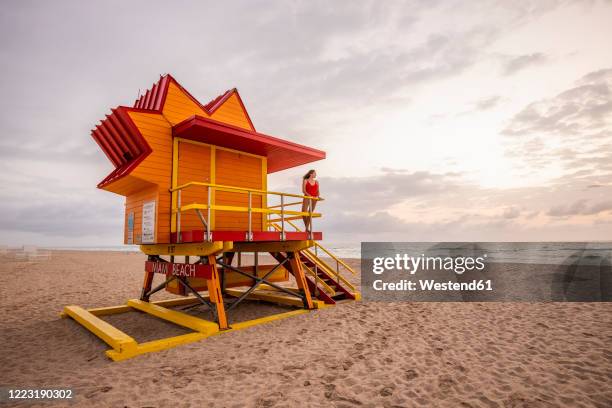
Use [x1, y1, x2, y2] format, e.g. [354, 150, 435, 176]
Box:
[91, 75, 325, 192]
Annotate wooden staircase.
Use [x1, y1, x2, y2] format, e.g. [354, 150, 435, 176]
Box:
[269, 220, 359, 305]
[300, 250, 356, 304]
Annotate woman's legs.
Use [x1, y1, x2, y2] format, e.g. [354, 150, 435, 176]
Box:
[302, 199, 310, 230]
[302, 199, 317, 231]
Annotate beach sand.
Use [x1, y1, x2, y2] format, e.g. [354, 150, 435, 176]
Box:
[1, 250, 611, 407]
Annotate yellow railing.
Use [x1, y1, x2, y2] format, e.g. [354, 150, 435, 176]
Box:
[283, 219, 355, 274]
[170, 182, 322, 242]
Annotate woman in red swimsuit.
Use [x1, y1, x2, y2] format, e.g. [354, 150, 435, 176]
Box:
[302, 169, 320, 231]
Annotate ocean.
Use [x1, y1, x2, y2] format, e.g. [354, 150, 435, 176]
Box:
[42, 241, 612, 266]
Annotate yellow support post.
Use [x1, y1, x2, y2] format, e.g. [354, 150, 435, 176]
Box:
[206, 254, 228, 330]
[210, 145, 216, 230]
[288, 251, 314, 309]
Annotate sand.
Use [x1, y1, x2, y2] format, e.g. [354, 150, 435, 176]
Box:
[1, 250, 611, 407]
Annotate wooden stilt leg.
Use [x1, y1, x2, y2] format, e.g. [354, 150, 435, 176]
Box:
[288, 251, 314, 309]
[207, 255, 229, 330]
[140, 269, 155, 301]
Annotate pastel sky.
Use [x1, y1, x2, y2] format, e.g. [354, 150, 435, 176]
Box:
[1, 0, 611, 246]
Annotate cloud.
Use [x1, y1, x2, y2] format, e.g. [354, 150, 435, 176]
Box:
[548, 199, 612, 217]
[0, 197, 123, 237]
[502, 67, 612, 178]
[502, 206, 521, 219]
[473, 95, 503, 111]
[501, 53, 548, 75]
[311, 164, 612, 241]
[504, 68, 612, 136]
[317, 168, 465, 214]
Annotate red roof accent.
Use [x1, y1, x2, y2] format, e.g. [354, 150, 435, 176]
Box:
[173, 115, 325, 173]
[91, 107, 152, 188]
[203, 89, 232, 111]
[134, 75, 169, 111]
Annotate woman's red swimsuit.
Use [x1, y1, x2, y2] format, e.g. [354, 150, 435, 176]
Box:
[305, 180, 319, 197]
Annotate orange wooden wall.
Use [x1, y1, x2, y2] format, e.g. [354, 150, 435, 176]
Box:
[162, 82, 253, 130]
[125, 111, 173, 244]
[124, 185, 158, 244]
[215, 149, 264, 231]
[106, 82, 265, 244]
[176, 141, 211, 232]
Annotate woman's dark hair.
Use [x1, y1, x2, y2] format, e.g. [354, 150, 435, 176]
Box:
[303, 169, 316, 180]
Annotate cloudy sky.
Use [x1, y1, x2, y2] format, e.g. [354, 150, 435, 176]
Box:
[1, 0, 611, 246]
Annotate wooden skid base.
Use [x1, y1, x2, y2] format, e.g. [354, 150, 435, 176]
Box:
[62, 297, 313, 361]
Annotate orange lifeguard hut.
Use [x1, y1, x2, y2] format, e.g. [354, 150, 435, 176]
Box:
[62, 74, 359, 360]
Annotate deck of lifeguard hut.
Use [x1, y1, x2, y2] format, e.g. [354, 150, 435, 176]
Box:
[62, 74, 359, 361]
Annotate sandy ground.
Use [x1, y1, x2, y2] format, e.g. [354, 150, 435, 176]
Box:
[1, 250, 611, 408]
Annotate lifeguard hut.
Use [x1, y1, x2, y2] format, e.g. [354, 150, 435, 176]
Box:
[62, 74, 359, 360]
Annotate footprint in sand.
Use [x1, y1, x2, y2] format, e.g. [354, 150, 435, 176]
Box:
[404, 369, 419, 381]
[437, 374, 457, 393]
[379, 386, 394, 397]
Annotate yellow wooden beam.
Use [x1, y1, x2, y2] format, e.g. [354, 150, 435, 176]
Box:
[170, 181, 321, 202]
[178, 203, 321, 218]
[267, 214, 321, 223]
[59, 297, 202, 318]
[106, 332, 208, 362]
[148, 296, 201, 308]
[171, 137, 179, 233]
[230, 309, 311, 330]
[127, 299, 219, 334]
[258, 283, 299, 293]
[261, 157, 267, 230]
[210, 145, 216, 230]
[139, 241, 232, 256]
[63, 305, 137, 353]
[231, 240, 313, 253]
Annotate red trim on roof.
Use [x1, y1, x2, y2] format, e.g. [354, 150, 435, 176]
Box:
[92, 106, 153, 189]
[132, 75, 256, 131]
[202, 89, 231, 111]
[92, 132, 120, 167]
[173, 115, 325, 173]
